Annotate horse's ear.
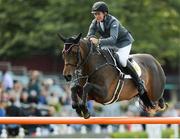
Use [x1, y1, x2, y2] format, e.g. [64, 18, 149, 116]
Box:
[57, 33, 66, 42]
[74, 33, 82, 44]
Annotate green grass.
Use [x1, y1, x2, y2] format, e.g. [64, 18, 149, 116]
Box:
[111, 131, 148, 138]
[111, 128, 175, 138]
[161, 128, 174, 138]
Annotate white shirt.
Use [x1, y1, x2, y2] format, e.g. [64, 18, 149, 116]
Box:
[2, 72, 13, 90]
[100, 22, 105, 32]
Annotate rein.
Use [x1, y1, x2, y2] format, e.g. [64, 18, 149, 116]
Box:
[73, 41, 93, 83]
[76, 41, 93, 69]
[65, 40, 120, 84]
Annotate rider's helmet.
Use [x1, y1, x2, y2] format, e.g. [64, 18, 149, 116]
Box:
[91, 1, 108, 13]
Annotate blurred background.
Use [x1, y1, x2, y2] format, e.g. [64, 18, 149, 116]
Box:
[0, 0, 179, 138]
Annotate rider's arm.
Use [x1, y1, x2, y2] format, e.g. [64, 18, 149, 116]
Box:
[99, 20, 118, 46]
[87, 19, 97, 37]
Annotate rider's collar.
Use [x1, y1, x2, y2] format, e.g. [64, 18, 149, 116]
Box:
[102, 15, 107, 22]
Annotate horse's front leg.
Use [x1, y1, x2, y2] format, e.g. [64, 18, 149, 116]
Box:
[71, 85, 83, 117]
[80, 82, 106, 119]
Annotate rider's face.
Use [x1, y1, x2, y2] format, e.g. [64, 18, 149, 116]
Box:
[93, 12, 105, 22]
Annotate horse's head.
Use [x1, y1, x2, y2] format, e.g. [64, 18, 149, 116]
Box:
[58, 33, 82, 81]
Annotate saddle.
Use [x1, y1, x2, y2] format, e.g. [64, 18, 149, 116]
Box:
[99, 48, 142, 79]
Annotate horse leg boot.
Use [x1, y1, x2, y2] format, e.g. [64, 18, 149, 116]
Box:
[115, 54, 154, 108]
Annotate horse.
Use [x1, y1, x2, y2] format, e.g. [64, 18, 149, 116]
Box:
[58, 33, 167, 119]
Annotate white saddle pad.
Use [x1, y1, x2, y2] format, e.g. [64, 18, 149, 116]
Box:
[124, 59, 142, 79]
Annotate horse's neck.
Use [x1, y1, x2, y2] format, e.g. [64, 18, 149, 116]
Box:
[79, 40, 94, 74]
[79, 40, 89, 60]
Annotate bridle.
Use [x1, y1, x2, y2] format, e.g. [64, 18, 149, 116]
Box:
[63, 40, 120, 83]
[62, 41, 93, 69]
[62, 43, 80, 67]
[62, 41, 94, 83]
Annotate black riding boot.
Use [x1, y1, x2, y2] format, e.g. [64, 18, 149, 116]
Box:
[123, 61, 146, 94]
[115, 54, 154, 108]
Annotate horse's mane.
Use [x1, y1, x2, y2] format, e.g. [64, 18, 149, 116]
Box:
[80, 37, 90, 45]
[80, 37, 118, 53]
[80, 38, 98, 54]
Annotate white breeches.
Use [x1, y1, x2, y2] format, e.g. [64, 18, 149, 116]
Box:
[116, 44, 132, 67]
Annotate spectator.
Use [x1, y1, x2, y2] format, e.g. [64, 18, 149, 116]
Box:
[28, 70, 41, 96]
[38, 91, 47, 105]
[39, 80, 51, 105]
[27, 90, 39, 104]
[2, 69, 13, 91]
[0, 82, 3, 93]
[5, 97, 23, 137]
[22, 103, 41, 135]
[0, 103, 6, 134]
[47, 92, 61, 112]
[49, 79, 66, 98]
[20, 91, 29, 105]
[60, 84, 71, 105]
[9, 81, 23, 106]
[0, 82, 4, 102]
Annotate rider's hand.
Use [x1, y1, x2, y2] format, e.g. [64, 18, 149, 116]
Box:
[90, 37, 99, 46]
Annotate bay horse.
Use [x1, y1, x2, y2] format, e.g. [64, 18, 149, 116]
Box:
[58, 33, 167, 119]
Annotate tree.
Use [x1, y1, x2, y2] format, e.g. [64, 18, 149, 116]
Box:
[0, 0, 179, 69]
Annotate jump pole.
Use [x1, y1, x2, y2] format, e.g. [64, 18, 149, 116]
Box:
[0, 117, 180, 124]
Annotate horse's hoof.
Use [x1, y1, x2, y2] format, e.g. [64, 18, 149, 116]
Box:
[145, 105, 157, 116]
[79, 103, 85, 109]
[83, 112, 91, 119]
[165, 103, 168, 109]
[160, 103, 168, 111]
[76, 109, 83, 117]
[72, 103, 79, 109]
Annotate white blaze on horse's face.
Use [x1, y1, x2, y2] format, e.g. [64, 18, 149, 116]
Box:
[62, 44, 79, 81]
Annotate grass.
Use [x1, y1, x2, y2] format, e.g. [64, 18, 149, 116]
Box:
[111, 128, 175, 138]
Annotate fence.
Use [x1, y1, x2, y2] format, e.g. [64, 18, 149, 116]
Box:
[0, 117, 180, 124]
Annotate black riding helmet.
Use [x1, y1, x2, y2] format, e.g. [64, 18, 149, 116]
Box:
[91, 1, 108, 13]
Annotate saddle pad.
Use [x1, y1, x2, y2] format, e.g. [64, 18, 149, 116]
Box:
[125, 59, 142, 79]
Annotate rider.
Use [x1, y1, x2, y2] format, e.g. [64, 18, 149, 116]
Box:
[87, 1, 154, 108]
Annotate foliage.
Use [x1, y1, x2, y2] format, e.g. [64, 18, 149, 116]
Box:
[161, 128, 174, 138]
[111, 131, 148, 138]
[111, 128, 175, 138]
[0, 0, 179, 69]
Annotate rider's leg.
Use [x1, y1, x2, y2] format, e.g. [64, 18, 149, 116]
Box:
[115, 44, 154, 108]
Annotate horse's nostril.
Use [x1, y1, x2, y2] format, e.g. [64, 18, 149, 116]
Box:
[64, 75, 72, 81]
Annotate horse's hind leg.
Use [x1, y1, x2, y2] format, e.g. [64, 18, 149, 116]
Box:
[158, 98, 168, 111]
[158, 98, 164, 108]
[147, 97, 168, 114]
